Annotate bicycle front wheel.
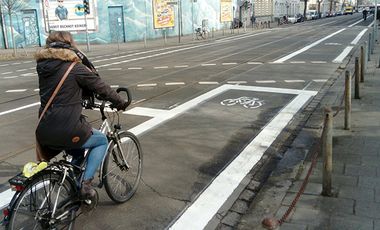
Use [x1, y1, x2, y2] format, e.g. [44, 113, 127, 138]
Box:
[103, 131, 143, 203]
[8, 171, 77, 230]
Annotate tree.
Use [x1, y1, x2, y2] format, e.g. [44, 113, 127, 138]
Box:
[303, 0, 308, 18]
[1, 0, 25, 56]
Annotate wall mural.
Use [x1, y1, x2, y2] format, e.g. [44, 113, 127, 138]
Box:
[0, 0, 240, 48]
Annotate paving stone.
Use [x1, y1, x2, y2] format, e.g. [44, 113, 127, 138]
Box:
[247, 180, 260, 191]
[288, 182, 322, 195]
[355, 200, 380, 219]
[345, 164, 377, 177]
[221, 211, 241, 227]
[361, 155, 380, 167]
[338, 185, 374, 201]
[231, 200, 249, 214]
[329, 214, 374, 230]
[217, 224, 235, 230]
[359, 176, 380, 189]
[280, 222, 307, 230]
[239, 190, 255, 202]
[332, 154, 361, 165]
[288, 207, 329, 225]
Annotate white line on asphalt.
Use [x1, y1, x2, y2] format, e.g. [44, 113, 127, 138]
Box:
[128, 67, 143, 70]
[165, 82, 186, 86]
[222, 63, 237, 65]
[311, 61, 327, 64]
[348, 19, 364, 27]
[107, 68, 122, 71]
[6, 89, 27, 93]
[290, 61, 306, 64]
[16, 69, 27, 72]
[3, 76, 18, 79]
[110, 85, 119, 88]
[132, 99, 146, 105]
[2, 72, 13, 75]
[201, 64, 217, 66]
[333, 46, 354, 63]
[256, 80, 276, 83]
[29, 67, 35, 70]
[351, 29, 368, 45]
[174, 65, 189, 68]
[154, 66, 169, 69]
[198, 81, 219, 85]
[20, 73, 35, 77]
[247, 62, 263, 65]
[167, 85, 317, 230]
[273, 28, 346, 63]
[137, 83, 158, 87]
[325, 43, 341, 46]
[285, 80, 305, 83]
[367, 21, 374, 28]
[0, 102, 40, 116]
[34, 89, 40, 92]
[313, 79, 328, 82]
[0, 189, 15, 210]
[23, 61, 33, 63]
[226, 81, 247, 84]
[11, 63, 21, 65]
[0, 64, 9, 67]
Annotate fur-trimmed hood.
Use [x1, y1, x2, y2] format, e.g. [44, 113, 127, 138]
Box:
[35, 48, 81, 62]
[35, 48, 80, 79]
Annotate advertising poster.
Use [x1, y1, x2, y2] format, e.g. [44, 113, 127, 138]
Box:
[220, 0, 233, 22]
[152, 0, 175, 29]
[42, 0, 98, 32]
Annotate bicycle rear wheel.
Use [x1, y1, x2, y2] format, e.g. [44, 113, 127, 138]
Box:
[103, 131, 143, 203]
[8, 171, 77, 230]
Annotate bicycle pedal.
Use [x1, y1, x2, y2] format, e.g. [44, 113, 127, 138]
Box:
[81, 190, 99, 213]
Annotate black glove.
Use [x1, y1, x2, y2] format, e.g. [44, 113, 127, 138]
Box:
[115, 101, 128, 111]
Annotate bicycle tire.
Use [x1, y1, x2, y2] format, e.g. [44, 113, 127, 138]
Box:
[7, 170, 77, 230]
[103, 131, 143, 203]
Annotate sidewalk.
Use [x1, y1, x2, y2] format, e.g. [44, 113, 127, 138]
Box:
[236, 41, 380, 228]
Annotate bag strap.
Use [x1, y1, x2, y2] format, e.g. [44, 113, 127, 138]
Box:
[38, 62, 76, 124]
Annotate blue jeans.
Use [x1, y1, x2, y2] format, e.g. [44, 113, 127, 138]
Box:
[69, 129, 108, 181]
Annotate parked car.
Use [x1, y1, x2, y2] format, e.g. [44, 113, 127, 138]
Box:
[336, 11, 343, 16]
[308, 10, 318, 19]
[296, 13, 305, 22]
[231, 18, 243, 29]
[305, 12, 313, 20]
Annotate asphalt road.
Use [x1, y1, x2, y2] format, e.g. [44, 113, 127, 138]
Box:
[0, 13, 373, 229]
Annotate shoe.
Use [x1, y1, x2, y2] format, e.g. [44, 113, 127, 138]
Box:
[80, 179, 96, 200]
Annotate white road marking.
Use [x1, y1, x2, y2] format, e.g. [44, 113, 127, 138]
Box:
[20, 73, 36, 77]
[285, 80, 305, 83]
[0, 102, 40, 116]
[0, 64, 9, 67]
[110, 85, 119, 88]
[3, 76, 18, 79]
[332, 46, 353, 63]
[2, 72, 13, 75]
[325, 43, 341, 46]
[34, 89, 40, 92]
[313, 79, 328, 82]
[201, 64, 217, 66]
[124, 107, 169, 117]
[165, 82, 186, 86]
[23, 61, 33, 63]
[348, 19, 364, 27]
[198, 81, 219, 85]
[351, 29, 368, 45]
[256, 80, 276, 83]
[273, 28, 346, 63]
[290, 61, 306, 64]
[11, 63, 21, 65]
[16, 69, 28, 72]
[137, 83, 158, 87]
[0, 189, 15, 210]
[311, 61, 327, 64]
[247, 62, 263, 65]
[128, 67, 143, 70]
[165, 84, 317, 229]
[227, 81, 247, 84]
[6, 89, 27, 93]
[222, 63, 237, 65]
[132, 99, 146, 105]
[368, 21, 374, 28]
[29, 67, 35, 70]
[154, 66, 169, 69]
[174, 65, 189, 68]
[107, 68, 122, 71]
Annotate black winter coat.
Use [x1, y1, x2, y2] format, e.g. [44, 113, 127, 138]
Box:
[35, 48, 124, 150]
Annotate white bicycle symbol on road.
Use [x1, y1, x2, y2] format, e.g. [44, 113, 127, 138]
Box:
[220, 96, 264, 109]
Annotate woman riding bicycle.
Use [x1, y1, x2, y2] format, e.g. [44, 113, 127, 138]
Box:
[35, 31, 128, 201]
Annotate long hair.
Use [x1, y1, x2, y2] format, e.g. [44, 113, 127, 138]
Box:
[45, 31, 76, 48]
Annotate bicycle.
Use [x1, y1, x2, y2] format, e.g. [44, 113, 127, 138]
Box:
[195, 27, 208, 40]
[3, 87, 143, 230]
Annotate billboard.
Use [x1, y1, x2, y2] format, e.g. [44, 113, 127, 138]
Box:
[220, 0, 233, 22]
[152, 0, 175, 29]
[42, 0, 98, 32]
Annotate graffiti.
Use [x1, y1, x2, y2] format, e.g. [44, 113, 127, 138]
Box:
[22, 16, 39, 47]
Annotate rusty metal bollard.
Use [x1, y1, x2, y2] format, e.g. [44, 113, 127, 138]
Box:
[322, 107, 333, 197]
[345, 71, 351, 130]
[355, 57, 360, 99]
